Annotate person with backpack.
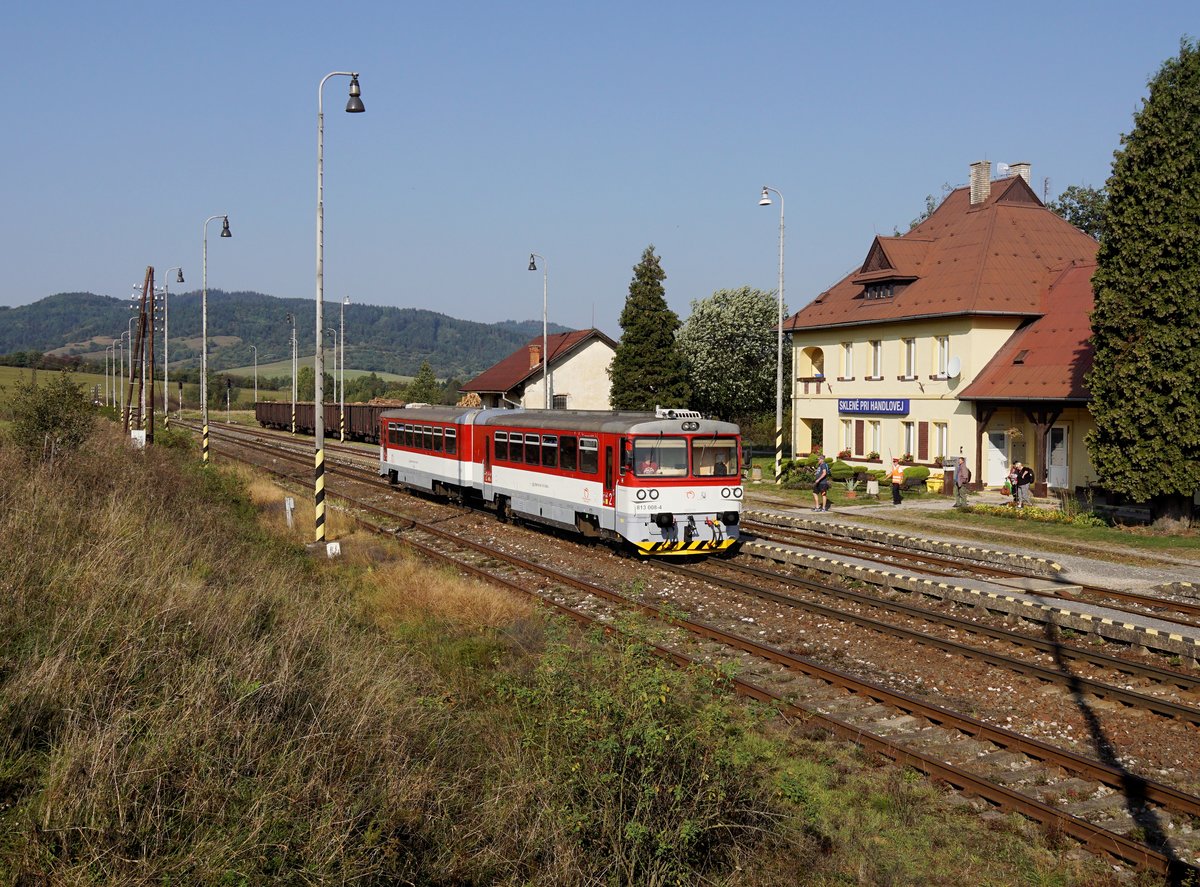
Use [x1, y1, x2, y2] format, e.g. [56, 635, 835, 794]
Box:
[812, 454, 831, 512]
[1015, 461, 1035, 508]
[954, 456, 971, 507]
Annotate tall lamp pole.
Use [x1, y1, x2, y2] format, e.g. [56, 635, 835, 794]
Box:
[758, 186, 785, 485]
[161, 267, 184, 425]
[287, 312, 297, 434]
[527, 253, 548, 409]
[339, 295, 349, 440]
[201, 215, 232, 462]
[125, 316, 137, 431]
[313, 71, 365, 543]
[250, 344, 258, 404]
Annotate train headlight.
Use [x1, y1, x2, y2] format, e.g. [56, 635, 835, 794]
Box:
[722, 511, 739, 525]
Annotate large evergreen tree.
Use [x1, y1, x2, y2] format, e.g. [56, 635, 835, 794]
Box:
[1086, 39, 1200, 526]
[677, 286, 786, 421]
[608, 246, 691, 410]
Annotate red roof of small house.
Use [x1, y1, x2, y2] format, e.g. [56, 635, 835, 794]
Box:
[958, 260, 1097, 402]
[460, 328, 617, 395]
[787, 175, 1099, 331]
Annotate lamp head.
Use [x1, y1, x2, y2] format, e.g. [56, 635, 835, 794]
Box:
[345, 75, 365, 113]
[528, 254, 537, 272]
[220, 217, 232, 238]
[758, 187, 772, 207]
[176, 269, 185, 283]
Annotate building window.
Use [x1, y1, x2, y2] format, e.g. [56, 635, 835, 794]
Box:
[842, 419, 853, 453]
[936, 336, 950, 377]
[901, 338, 916, 378]
[870, 421, 881, 456]
[841, 342, 854, 379]
[934, 423, 948, 461]
[552, 394, 568, 409]
[902, 421, 915, 458]
[869, 340, 882, 379]
[865, 282, 895, 299]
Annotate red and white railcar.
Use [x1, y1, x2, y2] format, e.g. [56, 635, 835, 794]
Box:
[379, 405, 742, 555]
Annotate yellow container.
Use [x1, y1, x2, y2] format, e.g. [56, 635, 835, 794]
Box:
[926, 475, 944, 493]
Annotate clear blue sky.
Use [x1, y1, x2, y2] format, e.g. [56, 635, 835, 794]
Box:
[1, 1, 1194, 340]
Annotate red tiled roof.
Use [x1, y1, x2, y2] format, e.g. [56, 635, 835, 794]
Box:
[958, 260, 1097, 402]
[787, 175, 1099, 331]
[461, 328, 617, 394]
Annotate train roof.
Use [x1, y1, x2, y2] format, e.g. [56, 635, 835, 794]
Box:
[380, 406, 740, 436]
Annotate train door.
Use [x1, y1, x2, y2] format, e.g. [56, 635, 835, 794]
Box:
[482, 433, 494, 501]
[603, 446, 615, 507]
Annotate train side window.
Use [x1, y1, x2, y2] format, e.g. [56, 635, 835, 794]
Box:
[579, 437, 598, 474]
[559, 435, 578, 471]
[423, 426, 434, 451]
[433, 427, 443, 453]
[541, 434, 558, 468]
[445, 428, 456, 455]
[495, 432, 509, 461]
[509, 433, 523, 462]
[525, 434, 540, 464]
[404, 424, 414, 448]
[387, 424, 399, 446]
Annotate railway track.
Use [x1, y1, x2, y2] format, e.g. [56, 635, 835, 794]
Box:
[744, 516, 1200, 628]
[184, 419, 1200, 876]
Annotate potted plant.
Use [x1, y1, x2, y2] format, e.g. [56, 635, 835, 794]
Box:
[901, 453, 914, 464]
[842, 477, 860, 498]
[867, 451, 880, 461]
[837, 448, 851, 459]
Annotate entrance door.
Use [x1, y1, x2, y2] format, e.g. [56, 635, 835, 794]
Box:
[1047, 426, 1068, 489]
[986, 431, 1009, 486]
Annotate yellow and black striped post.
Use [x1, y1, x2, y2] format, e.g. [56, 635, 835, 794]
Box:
[339, 411, 345, 442]
[202, 423, 210, 463]
[314, 447, 326, 542]
[774, 425, 784, 485]
[292, 408, 296, 435]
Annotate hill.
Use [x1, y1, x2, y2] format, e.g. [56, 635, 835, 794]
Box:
[0, 291, 571, 380]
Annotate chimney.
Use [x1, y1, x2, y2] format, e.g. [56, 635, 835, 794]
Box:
[969, 160, 991, 205]
[528, 344, 541, 369]
[1009, 161, 1031, 184]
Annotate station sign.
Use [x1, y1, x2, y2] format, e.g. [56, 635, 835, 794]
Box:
[837, 398, 910, 416]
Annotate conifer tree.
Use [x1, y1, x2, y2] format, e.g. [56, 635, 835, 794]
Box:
[608, 245, 691, 411]
[1086, 39, 1200, 526]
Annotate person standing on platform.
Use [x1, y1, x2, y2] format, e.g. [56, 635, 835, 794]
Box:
[954, 456, 971, 507]
[889, 457, 905, 506]
[812, 454, 831, 512]
[1015, 461, 1034, 508]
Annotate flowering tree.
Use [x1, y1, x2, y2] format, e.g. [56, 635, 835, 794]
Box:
[677, 286, 787, 422]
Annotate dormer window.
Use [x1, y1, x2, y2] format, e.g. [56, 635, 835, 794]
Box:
[865, 283, 895, 300]
[1013, 350, 1029, 364]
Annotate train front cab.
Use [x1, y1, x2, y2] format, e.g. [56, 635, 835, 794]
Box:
[618, 427, 742, 556]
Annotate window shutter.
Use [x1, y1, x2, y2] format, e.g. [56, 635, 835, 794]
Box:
[855, 420, 864, 454]
[917, 422, 929, 461]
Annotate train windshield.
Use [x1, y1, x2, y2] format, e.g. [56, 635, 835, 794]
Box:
[633, 438, 688, 477]
[693, 437, 739, 477]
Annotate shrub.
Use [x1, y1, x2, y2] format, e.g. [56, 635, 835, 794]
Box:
[902, 466, 930, 483]
[1, 369, 96, 464]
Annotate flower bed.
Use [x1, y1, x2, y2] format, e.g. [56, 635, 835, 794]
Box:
[965, 503, 1108, 527]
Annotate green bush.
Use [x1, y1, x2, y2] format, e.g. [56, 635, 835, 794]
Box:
[828, 460, 855, 481]
[1, 370, 96, 464]
[902, 466, 930, 483]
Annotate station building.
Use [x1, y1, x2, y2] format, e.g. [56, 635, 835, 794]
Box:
[460, 328, 616, 410]
[784, 161, 1100, 495]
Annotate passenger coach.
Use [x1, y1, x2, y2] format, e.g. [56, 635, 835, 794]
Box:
[379, 406, 743, 555]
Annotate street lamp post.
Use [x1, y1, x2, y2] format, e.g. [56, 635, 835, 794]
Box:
[527, 253, 548, 409]
[287, 312, 297, 434]
[201, 215, 232, 463]
[125, 316, 137, 431]
[250, 344, 258, 404]
[120, 328, 132, 425]
[161, 267, 184, 425]
[314, 70, 365, 543]
[105, 343, 113, 406]
[339, 295, 349, 441]
[758, 186, 785, 485]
